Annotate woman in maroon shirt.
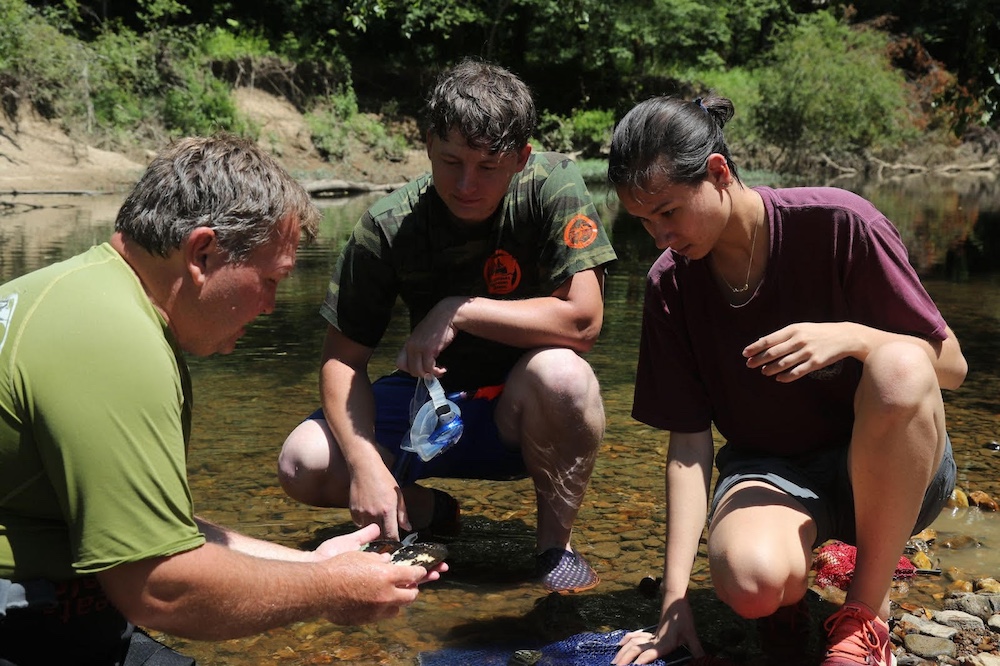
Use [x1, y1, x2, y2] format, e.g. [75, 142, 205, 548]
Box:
[608, 94, 967, 666]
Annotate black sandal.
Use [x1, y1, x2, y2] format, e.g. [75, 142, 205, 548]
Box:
[406, 488, 461, 538]
[426, 488, 461, 536]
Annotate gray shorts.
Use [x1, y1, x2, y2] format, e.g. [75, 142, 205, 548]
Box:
[709, 436, 956, 547]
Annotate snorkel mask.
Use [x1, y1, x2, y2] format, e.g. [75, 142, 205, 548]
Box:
[401, 376, 465, 462]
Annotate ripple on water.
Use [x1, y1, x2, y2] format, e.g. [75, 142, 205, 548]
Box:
[928, 507, 1000, 578]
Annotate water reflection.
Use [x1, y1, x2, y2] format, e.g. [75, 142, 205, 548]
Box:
[1, 175, 999, 664]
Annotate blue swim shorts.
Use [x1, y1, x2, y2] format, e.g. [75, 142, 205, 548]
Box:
[308, 373, 527, 486]
[709, 436, 957, 547]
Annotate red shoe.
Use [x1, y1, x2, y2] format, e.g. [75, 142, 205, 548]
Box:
[821, 601, 895, 666]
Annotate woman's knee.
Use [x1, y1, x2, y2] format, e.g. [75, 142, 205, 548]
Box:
[859, 342, 939, 413]
[709, 545, 806, 619]
[708, 489, 814, 618]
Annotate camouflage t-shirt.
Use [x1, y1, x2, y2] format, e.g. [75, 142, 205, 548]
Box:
[321, 151, 618, 392]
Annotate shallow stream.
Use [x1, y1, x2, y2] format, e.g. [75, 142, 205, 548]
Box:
[1, 174, 998, 664]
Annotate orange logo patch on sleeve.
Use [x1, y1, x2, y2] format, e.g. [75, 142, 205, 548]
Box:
[483, 249, 521, 295]
[563, 214, 599, 249]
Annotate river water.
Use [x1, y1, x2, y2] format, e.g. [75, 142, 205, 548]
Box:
[2, 173, 999, 664]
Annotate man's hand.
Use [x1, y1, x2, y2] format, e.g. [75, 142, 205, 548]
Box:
[311, 523, 383, 561]
[319, 550, 447, 625]
[348, 463, 410, 540]
[396, 297, 464, 377]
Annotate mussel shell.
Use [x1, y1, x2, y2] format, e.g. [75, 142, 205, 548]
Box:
[508, 649, 542, 665]
[362, 539, 404, 555]
[390, 542, 448, 568]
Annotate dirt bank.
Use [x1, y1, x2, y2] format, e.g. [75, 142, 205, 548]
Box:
[0, 87, 431, 195]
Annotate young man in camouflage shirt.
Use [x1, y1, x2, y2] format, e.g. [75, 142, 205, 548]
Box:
[278, 58, 617, 593]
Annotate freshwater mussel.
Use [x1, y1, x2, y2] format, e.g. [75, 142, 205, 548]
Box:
[363, 537, 449, 568]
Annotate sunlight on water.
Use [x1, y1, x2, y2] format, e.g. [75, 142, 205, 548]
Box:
[931, 507, 1000, 579]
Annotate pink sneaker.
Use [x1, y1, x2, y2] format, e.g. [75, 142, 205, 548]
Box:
[821, 602, 895, 666]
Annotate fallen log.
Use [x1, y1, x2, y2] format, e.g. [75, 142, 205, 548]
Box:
[0, 178, 409, 199]
[818, 153, 857, 174]
[301, 179, 407, 196]
[934, 157, 997, 173]
[0, 188, 110, 196]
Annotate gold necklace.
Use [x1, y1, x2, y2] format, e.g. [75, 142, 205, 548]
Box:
[721, 216, 759, 294]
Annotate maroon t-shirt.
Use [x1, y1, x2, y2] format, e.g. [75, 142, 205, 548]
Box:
[631, 186, 948, 457]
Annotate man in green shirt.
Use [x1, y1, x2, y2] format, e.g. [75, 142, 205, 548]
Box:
[0, 135, 444, 665]
[279, 59, 617, 594]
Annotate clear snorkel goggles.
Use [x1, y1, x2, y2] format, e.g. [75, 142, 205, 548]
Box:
[401, 375, 465, 463]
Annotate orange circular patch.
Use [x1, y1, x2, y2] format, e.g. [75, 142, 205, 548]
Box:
[563, 214, 599, 249]
[483, 249, 521, 295]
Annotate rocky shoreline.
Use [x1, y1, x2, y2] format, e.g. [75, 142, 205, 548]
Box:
[681, 485, 1000, 665]
[891, 593, 1000, 665]
[841, 486, 1000, 666]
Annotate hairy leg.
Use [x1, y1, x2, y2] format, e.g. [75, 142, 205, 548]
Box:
[496, 347, 605, 552]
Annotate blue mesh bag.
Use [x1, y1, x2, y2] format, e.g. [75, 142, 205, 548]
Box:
[418, 629, 692, 665]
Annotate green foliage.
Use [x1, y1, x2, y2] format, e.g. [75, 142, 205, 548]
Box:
[572, 158, 610, 184]
[3, 0, 991, 167]
[0, 0, 29, 71]
[752, 10, 918, 166]
[306, 87, 407, 163]
[537, 113, 574, 154]
[162, 67, 253, 137]
[835, 0, 999, 132]
[569, 109, 615, 157]
[681, 66, 762, 148]
[348, 115, 408, 161]
[198, 25, 272, 60]
[0, 0, 90, 120]
[0, 1, 255, 144]
[92, 24, 253, 139]
[137, 0, 190, 30]
[537, 108, 615, 158]
[87, 28, 159, 132]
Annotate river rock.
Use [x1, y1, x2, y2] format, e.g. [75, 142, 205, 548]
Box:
[951, 487, 970, 508]
[933, 609, 986, 631]
[969, 491, 1000, 511]
[904, 633, 958, 659]
[899, 612, 959, 638]
[912, 550, 935, 570]
[945, 593, 1000, 620]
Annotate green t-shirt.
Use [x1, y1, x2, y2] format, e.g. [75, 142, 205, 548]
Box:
[0, 243, 204, 581]
[321, 152, 618, 391]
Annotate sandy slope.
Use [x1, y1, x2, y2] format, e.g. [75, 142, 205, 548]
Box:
[0, 87, 430, 194]
[0, 114, 146, 194]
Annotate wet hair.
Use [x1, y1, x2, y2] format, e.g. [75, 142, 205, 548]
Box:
[114, 134, 319, 263]
[423, 57, 536, 154]
[608, 95, 740, 192]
